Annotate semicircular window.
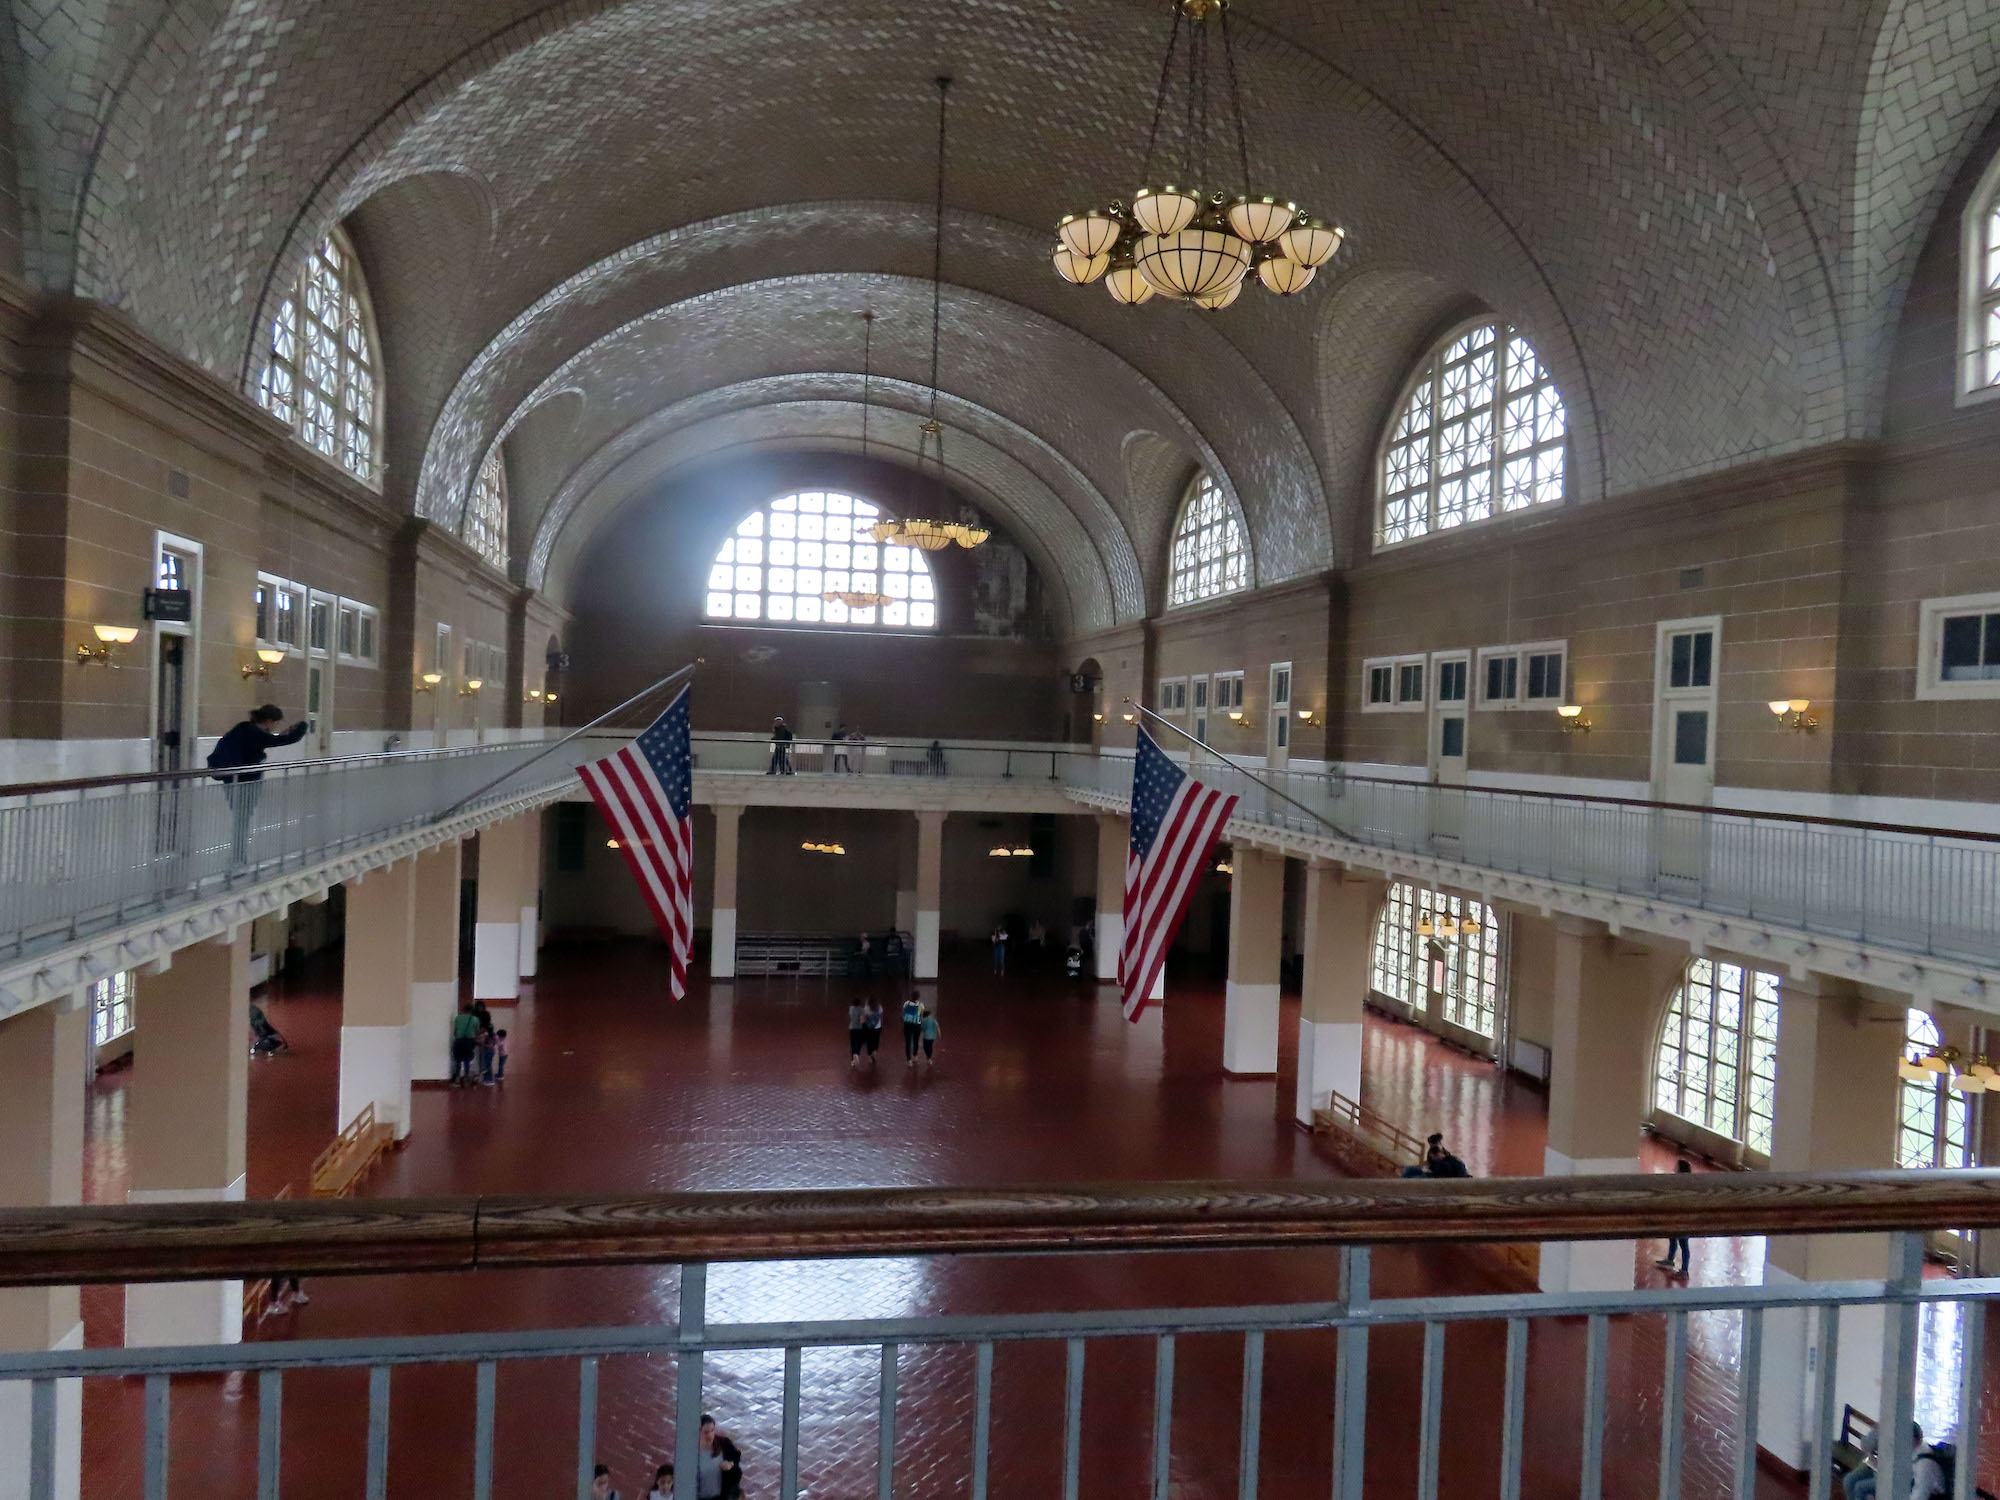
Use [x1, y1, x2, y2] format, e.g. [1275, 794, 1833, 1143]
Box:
[1167, 472, 1249, 608]
[705, 491, 937, 631]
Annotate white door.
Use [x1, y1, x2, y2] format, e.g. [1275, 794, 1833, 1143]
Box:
[1652, 618, 1721, 804]
[433, 622, 453, 749]
[1429, 652, 1469, 787]
[1191, 676, 1210, 760]
[1266, 662, 1292, 770]
[306, 591, 335, 756]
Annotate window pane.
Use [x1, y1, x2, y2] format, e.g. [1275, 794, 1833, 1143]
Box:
[1943, 615, 1983, 678]
[1691, 631, 1713, 687]
[1670, 633, 1692, 688]
[704, 492, 938, 634]
[1441, 717, 1465, 757]
[1673, 710, 1709, 766]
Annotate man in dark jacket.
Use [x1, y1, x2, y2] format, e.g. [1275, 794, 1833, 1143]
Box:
[208, 704, 307, 863]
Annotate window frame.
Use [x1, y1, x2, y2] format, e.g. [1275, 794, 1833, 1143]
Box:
[1957, 148, 2000, 406]
[336, 600, 380, 668]
[1900, 1010, 1972, 1170]
[1211, 671, 1246, 713]
[1476, 640, 1567, 710]
[90, 971, 136, 1049]
[703, 490, 939, 633]
[1361, 654, 1427, 713]
[1652, 957, 1781, 1160]
[254, 228, 385, 488]
[1157, 676, 1189, 714]
[465, 450, 510, 574]
[1166, 472, 1252, 610]
[1374, 316, 1569, 551]
[1916, 591, 2000, 700]
[254, 572, 305, 656]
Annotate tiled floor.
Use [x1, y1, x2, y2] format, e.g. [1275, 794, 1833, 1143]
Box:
[73, 945, 1980, 1500]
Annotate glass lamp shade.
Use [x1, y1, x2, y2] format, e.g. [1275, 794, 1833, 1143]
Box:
[1226, 196, 1298, 243]
[1131, 185, 1201, 236]
[869, 520, 901, 543]
[1191, 279, 1243, 310]
[1057, 209, 1124, 258]
[947, 524, 990, 547]
[899, 520, 954, 552]
[1103, 260, 1157, 304]
[1256, 255, 1316, 295]
[1134, 228, 1252, 298]
[1050, 244, 1110, 285]
[1278, 217, 1344, 268]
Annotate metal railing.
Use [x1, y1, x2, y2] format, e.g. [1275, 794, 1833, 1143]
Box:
[0, 736, 611, 962]
[1063, 756, 2000, 967]
[4, 1174, 2000, 1500]
[691, 731, 1081, 781]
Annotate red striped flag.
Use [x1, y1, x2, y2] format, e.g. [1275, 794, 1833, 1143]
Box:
[578, 687, 695, 998]
[1120, 729, 1238, 1021]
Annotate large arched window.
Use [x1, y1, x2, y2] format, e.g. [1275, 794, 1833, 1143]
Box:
[1653, 958, 1781, 1157]
[1167, 473, 1248, 608]
[1960, 152, 2000, 400]
[465, 453, 508, 572]
[255, 230, 382, 485]
[1367, 882, 1505, 1037]
[1900, 1010, 1973, 1169]
[705, 491, 936, 630]
[1378, 320, 1565, 547]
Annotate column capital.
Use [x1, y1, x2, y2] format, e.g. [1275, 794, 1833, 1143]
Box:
[711, 802, 745, 824]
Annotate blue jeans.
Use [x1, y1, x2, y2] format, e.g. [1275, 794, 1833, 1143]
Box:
[1843, 1469, 1875, 1500]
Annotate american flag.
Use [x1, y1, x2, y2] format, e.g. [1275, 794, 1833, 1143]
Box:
[1120, 728, 1238, 1021]
[579, 686, 694, 998]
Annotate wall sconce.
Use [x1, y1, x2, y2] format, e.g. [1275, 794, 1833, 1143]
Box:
[459, 678, 484, 697]
[1214, 860, 1234, 875]
[1091, 712, 1104, 722]
[1295, 708, 1319, 725]
[606, 838, 621, 850]
[76, 623, 138, 666]
[414, 672, 444, 695]
[1557, 704, 1592, 734]
[1121, 712, 1136, 723]
[1768, 698, 1816, 732]
[544, 693, 558, 704]
[526, 688, 544, 702]
[241, 646, 287, 679]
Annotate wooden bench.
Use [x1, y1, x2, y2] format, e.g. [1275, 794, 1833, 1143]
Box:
[309, 1104, 395, 1198]
[1833, 1404, 1995, 1498]
[239, 1184, 294, 1325]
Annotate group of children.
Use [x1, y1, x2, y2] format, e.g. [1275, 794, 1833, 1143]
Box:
[449, 1000, 509, 1086]
[846, 991, 940, 1069]
[591, 1413, 743, 1500]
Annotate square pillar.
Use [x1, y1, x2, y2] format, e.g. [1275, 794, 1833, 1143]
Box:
[0, 996, 86, 1500]
[710, 805, 744, 980]
[517, 809, 544, 979]
[894, 816, 918, 935]
[914, 810, 945, 980]
[1296, 863, 1386, 1124]
[474, 815, 528, 1000]
[1095, 814, 1126, 982]
[1223, 848, 1285, 1075]
[128, 931, 250, 1346]
[1757, 976, 1905, 1472]
[1539, 917, 1684, 1293]
[342, 859, 417, 1140]
[410, 841, 463, 1082]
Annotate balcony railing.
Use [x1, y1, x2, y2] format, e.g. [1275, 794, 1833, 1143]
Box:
[691, 731, 1078, 781]
[0, 736, 609, 963]
[1064, 756, 2000, 967]
[4, 1173, 1999, 1500]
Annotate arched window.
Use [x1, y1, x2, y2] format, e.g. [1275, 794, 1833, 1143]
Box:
[1378, 320, 1566, 547]
[1167, 473, 1248, 608]
[1367, 882, 1505, 1037]
[1960, 152, 2000, 399]
[705, 491, 936, 630]
[255, 231, 382, 484]
[465, 453, 508, 572]
[1900, 1010, 1972, 1169]
[1653, 958, 1780, 1156]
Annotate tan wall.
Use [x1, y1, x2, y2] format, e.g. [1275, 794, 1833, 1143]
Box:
[1149, 579, 1334, 764]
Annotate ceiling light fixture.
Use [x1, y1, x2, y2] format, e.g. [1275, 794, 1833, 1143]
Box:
[1054, 0, 1344, 308]
[824, 590, 891, 610]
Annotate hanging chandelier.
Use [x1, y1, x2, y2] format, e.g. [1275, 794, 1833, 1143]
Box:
[1052, 0, 1343, 307]
[866, 78, 990, 554]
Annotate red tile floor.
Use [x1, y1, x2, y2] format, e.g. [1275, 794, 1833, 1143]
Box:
[74, 946, 1992, 1500]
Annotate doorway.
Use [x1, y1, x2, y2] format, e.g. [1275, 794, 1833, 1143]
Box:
[155, 635, 187, 775]
[1429, 651, 1469, 786]
[1652, 618, 1721, 805]
[433, 622, 452, 749]
[307, 592, 335, 756]
[797, 680, 838, 756]
[1266, 662, 1292, 770]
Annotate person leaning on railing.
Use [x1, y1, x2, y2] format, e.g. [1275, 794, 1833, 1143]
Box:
[206, 704, 308, 865]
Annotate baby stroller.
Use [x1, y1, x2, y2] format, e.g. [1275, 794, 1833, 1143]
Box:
[249, 1003, 289, 1057]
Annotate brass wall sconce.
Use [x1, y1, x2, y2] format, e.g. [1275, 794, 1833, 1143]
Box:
[1121, 712, 1137, 723]
[1091, 711, 1105, 722]
[414, 672, 444, 695]
[1226, 710, 1251, 728]
[76, 623, 138, 665]
[458, 678, 484, 697]
[241, 646, 287, 678]
[1557, 704, 1592, 734]
[1295, 708, 1319, 725]
[1768, 698, 1816, 732]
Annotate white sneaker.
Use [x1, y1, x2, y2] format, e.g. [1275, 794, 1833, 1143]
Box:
[290, 1289, 309, 1305]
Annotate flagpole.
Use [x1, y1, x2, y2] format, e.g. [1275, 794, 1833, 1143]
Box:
[1123, 699, 1351, 841]
[431, 660, 702, 822]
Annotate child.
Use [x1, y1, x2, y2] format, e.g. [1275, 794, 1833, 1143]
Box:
[590, 1465, 618, 1500]
[920, 1006, 939, 1063]
[645, 1465, 673, 1500]
[862, 998, 883, 1068]
[847, 1000, 867, 1068]
[478, 1022, 497, 1086]
[494, 1029, 509, 1082]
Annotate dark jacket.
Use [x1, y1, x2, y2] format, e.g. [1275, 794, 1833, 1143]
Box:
[715, 1436, 743, 1500]
[207, 719, 308, 781]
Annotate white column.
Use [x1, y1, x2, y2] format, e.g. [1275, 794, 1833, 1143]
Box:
[473, 815, 527, 1000]
[894, 817, 918, 935]
[517, 809, 543, 979]
[711, 805, 744, 980]
[341, 859, 417, 1140]
[1756, 976, 1905, 1472]
[1095, 813, 1125, 982]
[914, 810, 945, 981]
[1222, 847, 1284, 1075]
[127, 932, 251, 1346]
[1295, 863, 1385, 1125]
[0, 995, 86, 1500]
[409, 841, 462, 1082]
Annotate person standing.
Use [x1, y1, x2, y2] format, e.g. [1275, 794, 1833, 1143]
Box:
[207, 705, 308, 864]
[862, 997, 884, 1067]
[766, 717, 795, 775]
[1655, 1158, 1695, 1277]
[901, 990, 923, 1066]
[990, 922, 1009, 975]
[920, 1006, 940, 1065]
[830, 724, 851, 774]
[695, 1414, 742, 1500]
[450, 1005, 481, 1086]
[847, 998, 868, 1068]
[847, 724, 868, 775]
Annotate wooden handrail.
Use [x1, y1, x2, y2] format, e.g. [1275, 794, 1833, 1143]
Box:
[4, 1172, 2000, 1287]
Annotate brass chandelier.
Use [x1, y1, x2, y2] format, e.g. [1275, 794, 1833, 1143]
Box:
[1051, 0, 1343, 308]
